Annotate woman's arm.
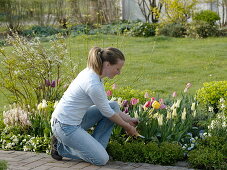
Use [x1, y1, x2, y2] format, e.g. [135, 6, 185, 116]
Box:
[109, 113, 138, 136]
[119, 112, 138, 126]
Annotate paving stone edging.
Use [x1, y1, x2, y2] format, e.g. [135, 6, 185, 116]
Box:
[0, 150, 194, 170]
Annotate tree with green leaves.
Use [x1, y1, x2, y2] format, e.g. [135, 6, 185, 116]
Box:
[161, 0, 199, 23]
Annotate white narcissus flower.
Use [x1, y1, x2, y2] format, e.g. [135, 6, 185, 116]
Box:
[181, 108, 187, 120]
[117, 97, 122, 106]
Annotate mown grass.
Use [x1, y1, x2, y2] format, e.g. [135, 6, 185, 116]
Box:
[0, 34, 227, 110]
[65, 34, 227, 95]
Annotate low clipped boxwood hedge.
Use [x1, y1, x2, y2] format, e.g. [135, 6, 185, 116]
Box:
[188, 136, 227, 169]
[107, 141, 184, 165]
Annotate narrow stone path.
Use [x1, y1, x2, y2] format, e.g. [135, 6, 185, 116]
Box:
[0, 150, 194, 170]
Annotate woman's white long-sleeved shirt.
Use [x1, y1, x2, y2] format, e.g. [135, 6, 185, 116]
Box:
[51, 68, 116, 125]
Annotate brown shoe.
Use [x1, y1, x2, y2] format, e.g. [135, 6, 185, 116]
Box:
[51, 136, 63, 160]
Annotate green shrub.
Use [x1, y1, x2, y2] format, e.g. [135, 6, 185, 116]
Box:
[0, 160, 7, 170]
[186, 20, 220, 38]
[197, 136, 226, 151]
[107, 141, 184, 165]
[188, 148, 226, 169]
[127, 22, 156, 37]
[196, 81, 227, 112]
[158, 23, 186, 37]
[159, 142, 184, 165]
[193, 10, 220, 25]
[22, 26, 67, 37]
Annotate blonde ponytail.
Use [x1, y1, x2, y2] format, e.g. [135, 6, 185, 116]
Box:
[87, 47, 125, 75]
[87, 47, 103, 75]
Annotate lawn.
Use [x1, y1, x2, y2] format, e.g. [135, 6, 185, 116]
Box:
[0, 34, 227, 110]
[62, 34, 227, 94]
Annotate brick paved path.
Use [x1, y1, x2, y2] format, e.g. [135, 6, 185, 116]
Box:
[0, 150, 194, 170]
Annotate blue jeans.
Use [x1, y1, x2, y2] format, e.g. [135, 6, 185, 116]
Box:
[51, 101, 119, 165]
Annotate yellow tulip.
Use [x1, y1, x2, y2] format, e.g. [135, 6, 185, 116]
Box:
[152, 101, 161, 109]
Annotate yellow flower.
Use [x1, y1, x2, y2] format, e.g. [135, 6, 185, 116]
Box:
[152, 101, 161, 109]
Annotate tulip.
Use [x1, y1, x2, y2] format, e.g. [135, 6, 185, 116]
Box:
[37, 103, 42, 110]
[45, 79, 51, 86]
[159, 98, 164, 104]
[157, 114, 163, 126]
[143, 101, 152, 108]
[134, 111, 139, 119]
[186, 82, 192, 89]
[41, 99, 47, 109]
[166, 111, 172, 120]
[54, 101, 59, 108]
[152, 101, 161, 109]
[51, 80, 56, 87]
[112, 83, 117, 89]
[117, 97, 122, 105]
[172, 91, 177, 97]
[131, 98, 139, 105]
[106, 90, 112, 97]
[160, 104, 167, 109]
[172, 108, 177, 117]
[144, 92, 149, 98]
[181, 108, 187, 120]
[122, 100, 128, 107]
[175, 99, 181, 108]
[191, 102, 196, 111]
[124, 107, 129, 113]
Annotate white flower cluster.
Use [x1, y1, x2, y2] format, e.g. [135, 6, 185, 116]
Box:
[3, 104, 31, 127]
[208, 112, 227, 130]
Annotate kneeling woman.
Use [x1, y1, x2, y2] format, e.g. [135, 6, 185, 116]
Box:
[51, 47, 139, 166]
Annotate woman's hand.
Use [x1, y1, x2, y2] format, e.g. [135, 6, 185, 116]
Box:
[128, 118, 139, 127]
[124, 123, 138, 136]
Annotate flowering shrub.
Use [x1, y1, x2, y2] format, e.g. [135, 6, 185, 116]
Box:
[0, 32, 77, 108]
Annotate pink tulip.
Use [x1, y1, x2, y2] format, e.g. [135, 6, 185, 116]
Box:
[106, 90, 112, 96]
[130, 98, 139, 105]
[112, 83, 117, 89]
[159, 98, 164, 104]
[186, 83, 192, 89]
[144, 92, 149, 98]
[172, 91, 177, 97]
